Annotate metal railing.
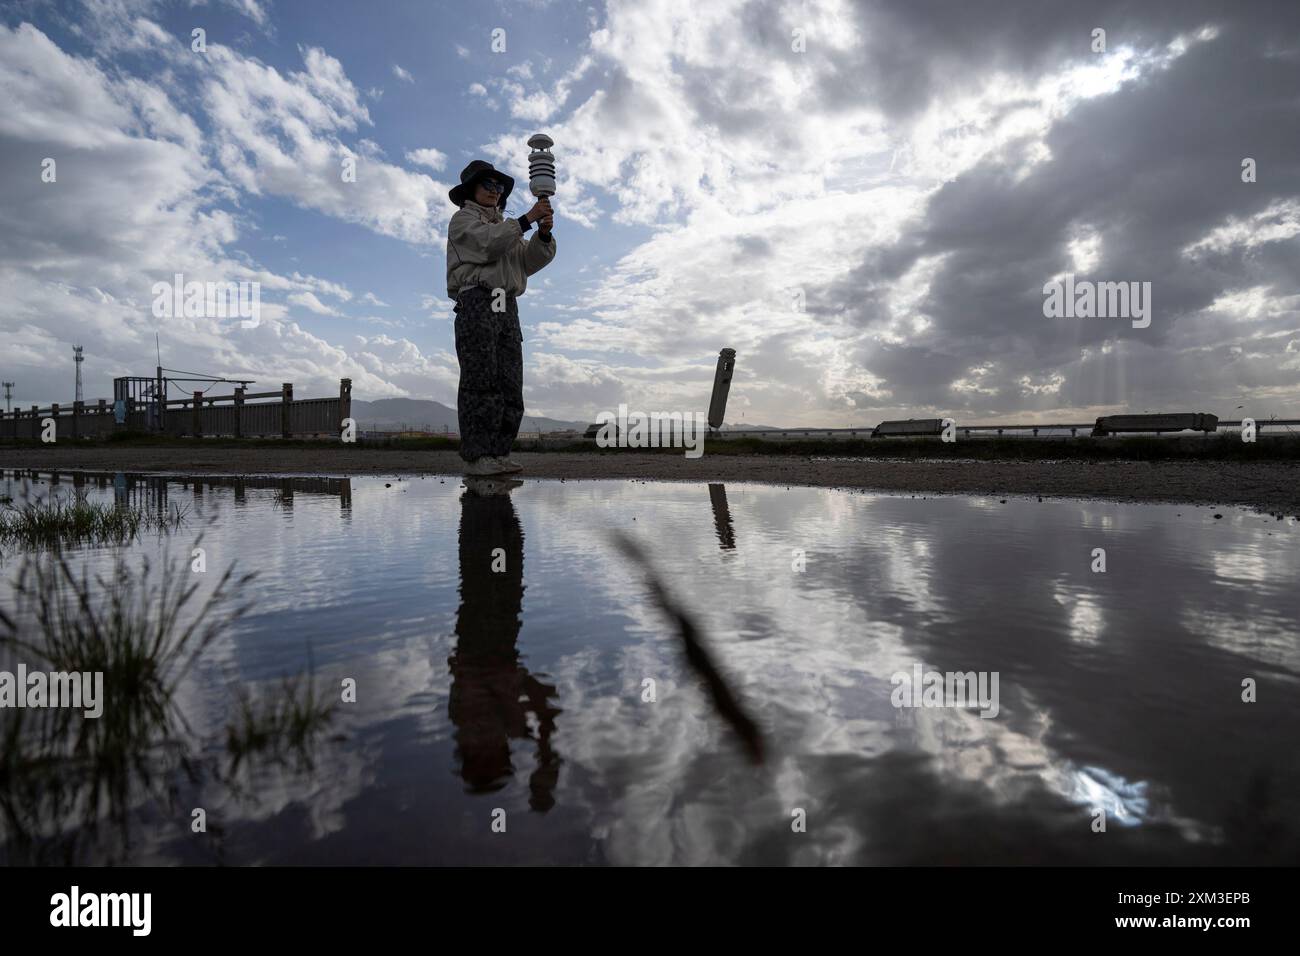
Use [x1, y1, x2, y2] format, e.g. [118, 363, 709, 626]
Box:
[710, 419, 1300, 439]
[0, 378, 353, 440]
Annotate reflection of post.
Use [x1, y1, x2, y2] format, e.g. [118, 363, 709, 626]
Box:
[708, 483, 736, 551]
[449, 480, 562, 811]
[339, 478, 352, 512]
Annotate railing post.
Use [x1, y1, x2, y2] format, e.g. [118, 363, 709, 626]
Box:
[31, 405, 39, 440]
[281, 383, 292, 438]
[193, 391, 203, 437]
[50, 403, 60, 441]
[72, 400, 82, 439]
[234, 386, 245, 438]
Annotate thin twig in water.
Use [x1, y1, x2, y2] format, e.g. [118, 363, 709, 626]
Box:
[611, 531, 765, 764]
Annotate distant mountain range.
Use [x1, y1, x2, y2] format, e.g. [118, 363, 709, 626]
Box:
[350, 398, 779, 433]
[351, 398, 585, 433]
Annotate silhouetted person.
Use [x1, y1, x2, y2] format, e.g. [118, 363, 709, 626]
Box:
[448, 477, 562, 811]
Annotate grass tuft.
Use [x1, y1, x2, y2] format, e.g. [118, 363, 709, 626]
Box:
[0, 499, 187, 549]
[0, 547, 331, 863]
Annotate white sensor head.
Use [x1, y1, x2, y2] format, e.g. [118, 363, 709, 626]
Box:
[528, 133, 556, 198]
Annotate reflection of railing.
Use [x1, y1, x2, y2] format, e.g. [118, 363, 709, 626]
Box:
[4, 470, 354, 512]
[0, 379, 353, 440]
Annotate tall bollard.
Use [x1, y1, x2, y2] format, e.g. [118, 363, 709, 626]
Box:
[708, 348, 736, 432]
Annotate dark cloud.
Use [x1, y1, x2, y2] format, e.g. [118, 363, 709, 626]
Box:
[813, 1, 1300, 417]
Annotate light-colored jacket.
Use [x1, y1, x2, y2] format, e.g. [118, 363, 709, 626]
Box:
[445, 200, 557, 299]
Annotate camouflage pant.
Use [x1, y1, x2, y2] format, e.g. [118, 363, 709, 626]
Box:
[454, 288, 524, 462]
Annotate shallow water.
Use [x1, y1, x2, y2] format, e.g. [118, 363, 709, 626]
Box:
[1, 470, 1298, 865]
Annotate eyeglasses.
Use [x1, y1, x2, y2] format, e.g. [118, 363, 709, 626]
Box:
[478, 180, 505, 193]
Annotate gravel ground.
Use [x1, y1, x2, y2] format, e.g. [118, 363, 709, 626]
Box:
[4, 445, 1299, 514]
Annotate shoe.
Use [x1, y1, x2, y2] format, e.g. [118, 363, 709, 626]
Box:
[463, 456, 507, 476]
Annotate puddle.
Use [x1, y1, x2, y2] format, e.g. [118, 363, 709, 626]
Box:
[1, 471, 1297, 864]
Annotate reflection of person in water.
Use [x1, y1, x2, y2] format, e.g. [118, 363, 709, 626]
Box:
[449, 477, 562, 811]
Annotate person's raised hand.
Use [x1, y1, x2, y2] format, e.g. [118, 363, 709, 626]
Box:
[525, 197, 552, 223]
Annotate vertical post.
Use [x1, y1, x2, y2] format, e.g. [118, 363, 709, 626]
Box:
[50, 403, 59, 441]
[193, 390, 203, 437]
[31, 405, 39, 440]
[707, 348, 736, 431]
[98, 398, 106, 438]
[72, 400, 82, 439]
[234, 386, 245, 438]
[156, 366, 164, 433]
[339, 378, 352, 437]
[281, 382, 292, 438]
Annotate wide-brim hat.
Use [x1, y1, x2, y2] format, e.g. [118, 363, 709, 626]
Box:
[448, 160, 514, 209]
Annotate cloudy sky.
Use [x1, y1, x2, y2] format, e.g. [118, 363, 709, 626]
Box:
[2, 0, 1298, 425]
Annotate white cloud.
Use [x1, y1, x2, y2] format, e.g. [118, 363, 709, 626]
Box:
[202, 43, 452, 244]
[0, 21, 447, 407]
[405, 147, 447, 171]
[1183, 199, 1300, 258]
[392, 63, 414, 83]
[224, 0, 271, 27]
[287, 291, 341, 316]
